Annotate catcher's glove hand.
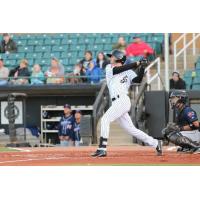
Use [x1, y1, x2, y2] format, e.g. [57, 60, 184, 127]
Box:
[139, 57, 149, 67]
[162, 122, 180, 138]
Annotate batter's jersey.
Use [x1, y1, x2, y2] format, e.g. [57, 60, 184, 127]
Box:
[105, 64, 137, 98]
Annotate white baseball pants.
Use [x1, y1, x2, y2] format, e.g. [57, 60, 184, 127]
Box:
[100, 94, 158, 148]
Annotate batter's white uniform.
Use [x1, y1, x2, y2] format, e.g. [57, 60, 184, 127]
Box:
[100, 64, 158, 148]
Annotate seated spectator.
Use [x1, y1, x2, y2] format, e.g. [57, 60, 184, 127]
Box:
[0, 59, 9, 85]
[30, 64, 45, 85]
[80, 50, 93, 69]
[112, 36, 127, 53]
[86, 60, 102, 84]
[125, 36, 154, 57]
[0, 33, 17, 53]
[45, 58, 64, 84]
[9, 59, 30, 85]
[58, 104, 75, 146]
[72, 110, 82, 147]
[66, 63, 86, 84]
[96, 52, 109, 70]
[170, 71, 186, 90]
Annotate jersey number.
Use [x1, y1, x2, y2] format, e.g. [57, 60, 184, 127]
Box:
[120, 75, 128, 83]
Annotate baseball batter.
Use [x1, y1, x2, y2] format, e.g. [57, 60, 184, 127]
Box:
[91, 50, 162, 157]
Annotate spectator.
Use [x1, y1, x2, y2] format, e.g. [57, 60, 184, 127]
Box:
[170, 71, 186, 90]
[72, 110, 82, 147]
[86, 60, 102, 84]
[0, 33, 17, 53]
[80, 50, 93, 69]
[58, 104, 75, 146]
[9, 59, 30, 85]
[45, 58, 64, 84]
[0, 59, 9, 85]
[125, 36, 154, 57]
[96, 52, 109, 70]
[112, 36, 127, 53]
[66, 63, 86, 84]
[30, 64, 45, 85]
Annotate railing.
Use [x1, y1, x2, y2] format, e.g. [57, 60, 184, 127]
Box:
[145, 57, 164, 90]
[174, 33, 200, 71]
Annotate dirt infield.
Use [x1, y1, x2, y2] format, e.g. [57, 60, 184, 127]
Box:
[0, 146, 200, 166]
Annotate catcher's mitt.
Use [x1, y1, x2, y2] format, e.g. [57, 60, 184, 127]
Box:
[162, 122, 180, 138]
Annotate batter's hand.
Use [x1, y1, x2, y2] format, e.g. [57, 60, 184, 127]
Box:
[139, 57, 149, 67]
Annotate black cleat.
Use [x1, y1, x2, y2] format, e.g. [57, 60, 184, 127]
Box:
[177, 147, 193, 153]
[91, 149, 107, 157]
[156, 140, 162, 156]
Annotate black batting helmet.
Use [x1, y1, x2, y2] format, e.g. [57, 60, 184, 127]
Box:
[107, 50, 126, 64]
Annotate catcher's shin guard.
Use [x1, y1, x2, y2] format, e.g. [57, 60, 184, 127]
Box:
[98, 137, 108, 150]
[168, 131, 200, 149]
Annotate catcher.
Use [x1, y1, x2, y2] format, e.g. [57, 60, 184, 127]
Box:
[162, 90, 200, 153]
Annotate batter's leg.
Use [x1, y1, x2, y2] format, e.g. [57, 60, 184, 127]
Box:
[116, 112, 158, 148]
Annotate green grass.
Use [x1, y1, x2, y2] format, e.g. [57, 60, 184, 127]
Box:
[0, 147, 19, 152]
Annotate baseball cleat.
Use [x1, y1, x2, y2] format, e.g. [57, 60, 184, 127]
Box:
[156, 140, 162, 156]
[91, 149, 107, 157]
[177, 147, 193, 153]
[192, 147, 200, 154]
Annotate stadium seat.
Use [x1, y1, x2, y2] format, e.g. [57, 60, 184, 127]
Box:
[43, 52, 61, 59]
[35, 58, 51, 66]
[183, 70, 192, 78]
[103, 44, 113, 51]
[8, 53, 25, 60]
[86, 33, 101, 38]
[18, 34, 36, 40]
[35, 34, 51, 40]
[35, 46, 51, 52]
[16, 40, 27, 46]
[87, 44, 103, 51]
[193, 77, 200, 84]
[69, 57, 81, 65]
[195, 62, 200, 69]
[78, 38, 95, 45]
[51, 33, 67, 39]
[95, 37, 111, 44]
[52, 45, 68, 52]
[61, 38, 68, 45]
[59, 59, 69, 66]
[4, 59, 16, 67]
[61, 52, 77, 59]
[18, 46, 34, 53]
[44, 39, 61, 45]
[192, 84, 200, 90]
[66, 38, 78, 45]
[0, 53, 8, 60]
[26, 52, 43, 59]
[27, 39, 43, 46]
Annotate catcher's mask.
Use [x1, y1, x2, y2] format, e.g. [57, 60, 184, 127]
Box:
[107, 49, 126, 64]
[169, 90, 188, 109]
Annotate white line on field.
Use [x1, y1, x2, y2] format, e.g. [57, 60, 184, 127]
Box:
[167, 147, 177, 151]
[8, 147, 31, 152]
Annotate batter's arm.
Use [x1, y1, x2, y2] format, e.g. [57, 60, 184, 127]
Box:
[112, 62, 139, 75]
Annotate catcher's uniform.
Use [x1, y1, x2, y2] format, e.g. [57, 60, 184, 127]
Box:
[99, 64, 158, 150]
[177, 106, 200, 143]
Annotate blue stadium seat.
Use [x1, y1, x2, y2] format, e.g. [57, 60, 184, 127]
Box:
[8, 53, 25, 60]
[44, 39, 61, 45]
[35, 58, 51, 66]
[43, 52, 61, 59]
[4, 59, 16, 67]
[61, 52, 77, 59]
[52, 45, 68, 52]
[52, 33, 67, 39]
[18, 34, 36, 40]
[18, 46, 34, 53]
[27, 39, 43, 46]
[95, 37, 111, 44]
[16, 40, 27, 46]
[59, 59, 69, 66]
[183, 70, 192, 78]
[192, 84, 200, 90]
[26, 52, 43, 59]
[0, 53, 8, 60]
[35, 46, 51, 52]
[78, 38, 95, 44]
[35, 34, 51, 40]
[61, 38, 68, 45]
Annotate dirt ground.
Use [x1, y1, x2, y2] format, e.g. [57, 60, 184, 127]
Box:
[0, 146, 200, 166]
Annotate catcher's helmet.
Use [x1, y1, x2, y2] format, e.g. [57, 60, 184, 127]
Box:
[107, 50, 126, 64]
[169, 90, 188, 108]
